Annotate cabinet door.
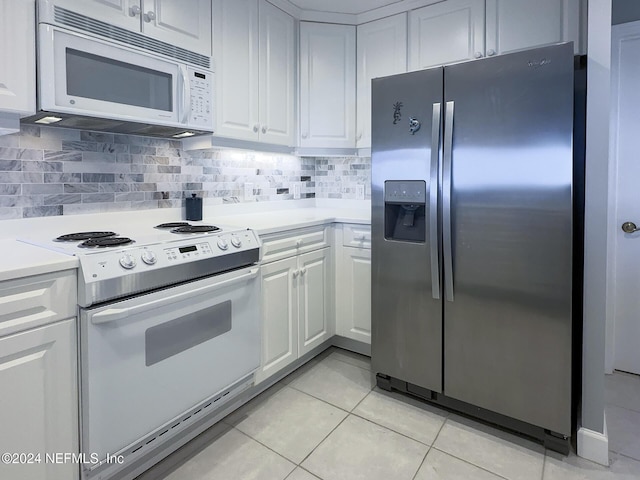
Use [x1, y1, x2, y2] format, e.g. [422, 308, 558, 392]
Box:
[0, 0, 36, 117]
[409, 0, 485, 70]
[357, 13, 407, 149]
[0, 319, 78, 480]
[259, 1, 295, 146]
[52, 0, 141, 31]
[336, 247, 371, 344]
[485, 0, 581, 56]
[298, 248, 332, 356]
[142, 0, 212, 56]
[300, 22, 356, 148]
[255, 257, 298, 384]
[213, 0, 260, 141]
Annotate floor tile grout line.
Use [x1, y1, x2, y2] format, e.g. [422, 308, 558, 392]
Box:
[541, 449, 547, 480]
[430, 445, 530, 480]
[410, 447, 431, 480]
[285, 382, 366, 415]
[617, 451, 640, 463]
[607, 402, 640, 415]
[325, 354, 373, 373]
[297, 413, 352, 467]
[348, 410, 440, 448]
[232, 426, 300, 471]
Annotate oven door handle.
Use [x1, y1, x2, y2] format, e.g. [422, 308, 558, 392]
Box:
[91, 267, 259, 325]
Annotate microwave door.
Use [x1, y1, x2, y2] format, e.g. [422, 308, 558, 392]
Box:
[39, 24, 181, 127]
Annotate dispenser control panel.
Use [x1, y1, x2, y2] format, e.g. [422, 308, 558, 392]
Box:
[384, 180, 426, 204]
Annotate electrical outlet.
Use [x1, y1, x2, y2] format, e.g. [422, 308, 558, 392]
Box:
[244, 182, 254, 201]
[293, 183, 301, 199]
[356, 184, 365, 200]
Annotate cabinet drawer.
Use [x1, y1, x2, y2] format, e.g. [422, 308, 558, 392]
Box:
[0, 270, 77, 338]
[342, 224, 371, 249]
[261, 225, 331, 263]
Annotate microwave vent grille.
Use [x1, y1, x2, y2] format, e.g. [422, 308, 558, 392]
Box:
[53, 6, 210, 69]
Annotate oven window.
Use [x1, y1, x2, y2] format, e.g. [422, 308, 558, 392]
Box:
[145, 300, 232, 366]
[65, 48, 173, 111]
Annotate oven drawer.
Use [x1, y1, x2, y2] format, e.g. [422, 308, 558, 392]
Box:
[0, 269, 76, 338]
[261, 225, 331, 263]
[342, 224, 371, 249]
[80, 266, 260, 460]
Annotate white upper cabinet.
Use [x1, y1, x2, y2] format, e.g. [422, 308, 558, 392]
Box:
[213, 0, 259, 141]
[356, 13, 407, 149]
[300, 22, 356, 149]
[213, 0, 294, 145]
[485, 0, 582, 55]
[409, 0, 485, 70]
[142, 0, 212, 56]
[0, 0, 36, 124]
[52, 0, 212, 56]
[259, 1, 295, 145]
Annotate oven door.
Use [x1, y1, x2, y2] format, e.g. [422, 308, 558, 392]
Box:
[79, 266, 260, 461]
[38, 24, 186, 127]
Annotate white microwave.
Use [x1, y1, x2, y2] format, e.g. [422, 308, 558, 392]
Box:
[25, 16, 214, 138]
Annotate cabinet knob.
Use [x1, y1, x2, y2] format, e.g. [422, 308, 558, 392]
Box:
[474, 52, 483, 59]
[130, 5, 141, 16]
[296, 239, 302, 247]
[144, 10, 156, 22]
[253, 124, 259, 133]
[487, 49, 496, 56]
[356, 132, 362, 141]
[292, 270, 299, 278]
[357, 234, 366, 241]
[300, 268, 307, 276]
[261, 126, 268, 134]
[301, 133, 308, 139]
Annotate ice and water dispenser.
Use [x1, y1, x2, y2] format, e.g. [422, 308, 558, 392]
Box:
[384, 180, 426, 243]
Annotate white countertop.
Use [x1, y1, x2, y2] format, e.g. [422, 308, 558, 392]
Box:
[1, 240, 79, 282]
[210, 207, 370, 236]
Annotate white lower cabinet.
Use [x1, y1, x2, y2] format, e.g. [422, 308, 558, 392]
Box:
[336, 247, 371, 344]
[256, 228, 333, 384]
[0, 318, 78, 480]
[336, 224, 371, 344]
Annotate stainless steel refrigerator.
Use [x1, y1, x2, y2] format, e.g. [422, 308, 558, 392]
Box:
[371, 43, 581, 452]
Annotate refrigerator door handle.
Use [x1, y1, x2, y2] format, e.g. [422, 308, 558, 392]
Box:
[443, 101, 455, 302]
[430, 102, 442, 299]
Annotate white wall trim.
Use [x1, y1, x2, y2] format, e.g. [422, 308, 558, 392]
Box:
[577, 414, 609, 466]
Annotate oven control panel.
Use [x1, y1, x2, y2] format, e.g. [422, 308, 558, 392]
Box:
[78, 230, 262, 290]
[164, 242, 212, 261]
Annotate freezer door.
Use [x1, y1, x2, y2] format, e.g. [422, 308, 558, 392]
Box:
[371, 68, 444, 392]
[442, 43, 574, 435]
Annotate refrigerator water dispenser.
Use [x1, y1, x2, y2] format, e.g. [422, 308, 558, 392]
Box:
[384, 180, 426, 243]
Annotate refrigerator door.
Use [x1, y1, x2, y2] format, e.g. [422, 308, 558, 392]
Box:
[442, 43, 574, 434]
[371, 68, 444, 392]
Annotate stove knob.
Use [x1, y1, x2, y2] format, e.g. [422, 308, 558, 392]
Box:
[119, 253, 137, 269]
[141, 250, 157, 265]
[231, 235, 242, 248]
[217, 238, 229, 250]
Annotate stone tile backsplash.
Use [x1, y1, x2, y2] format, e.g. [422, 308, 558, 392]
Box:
[0, 126, 371, 219]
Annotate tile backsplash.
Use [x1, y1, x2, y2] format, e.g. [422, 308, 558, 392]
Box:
[0, 126, 371, 219]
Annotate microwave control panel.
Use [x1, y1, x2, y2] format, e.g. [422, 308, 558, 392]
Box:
[188, 67, 213, 128]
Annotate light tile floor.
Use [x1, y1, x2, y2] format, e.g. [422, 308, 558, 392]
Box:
[138, 348, 640, 480]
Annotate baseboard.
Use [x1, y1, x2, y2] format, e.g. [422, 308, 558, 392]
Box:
[577, 415, 609, 466]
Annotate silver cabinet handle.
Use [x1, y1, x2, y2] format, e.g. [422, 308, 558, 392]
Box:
[474, 52, 483, 59]
[487, 49, 496, 56]
[443, 101, 455, 302]
[144, 10, 156, 22]
[301, 133, 308, 139]
[130, 5, 141, 16]
[253, 124, 259, 133]
[292, 270, 299, 278]
[300, 268, 307, 276]
[296, 239, 302, 247]
[262, 125, 267, 134]
[622, 222, 640, 233]
[430, 102, 442, 300]
[356, 131, 363, 141]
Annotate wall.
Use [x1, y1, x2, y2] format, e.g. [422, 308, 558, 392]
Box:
[0, 126, 317, 219]
[612, 0, 640, 24]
